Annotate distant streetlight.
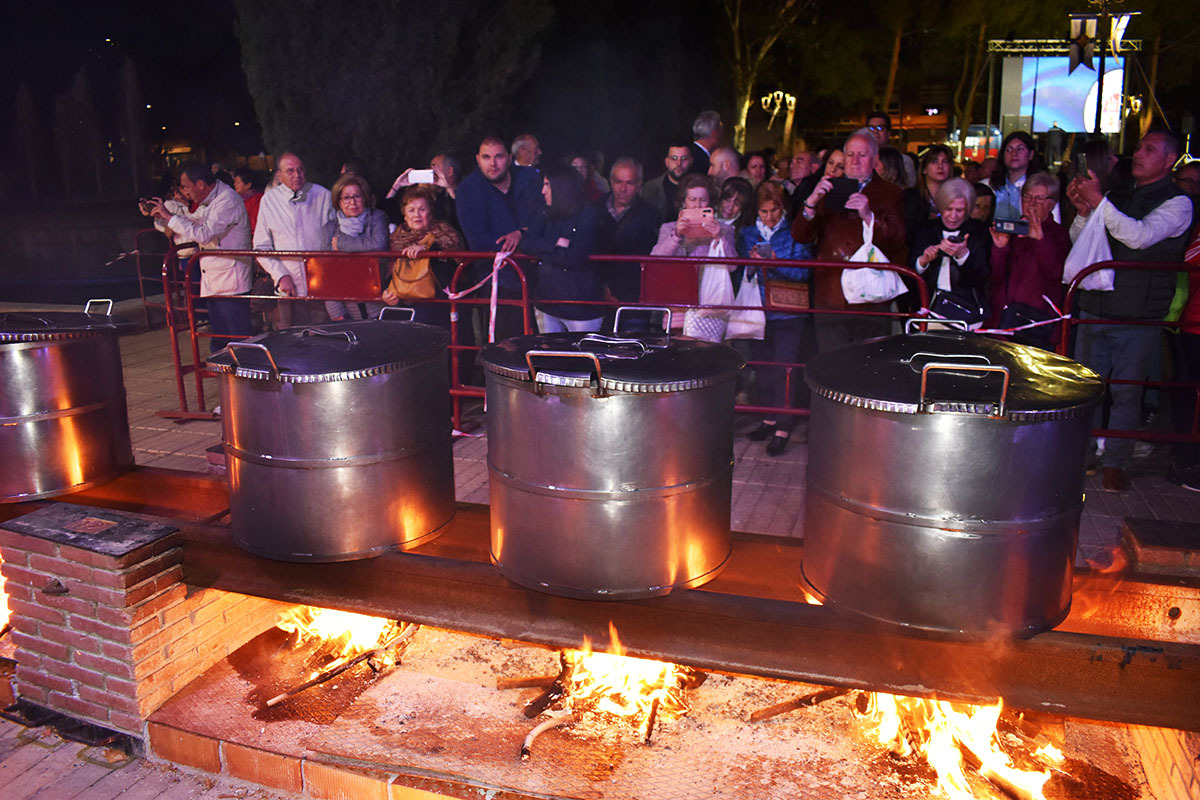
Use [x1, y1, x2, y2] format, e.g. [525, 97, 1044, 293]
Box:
[234, 122, 240, 127]
[145, 104, 152, 110]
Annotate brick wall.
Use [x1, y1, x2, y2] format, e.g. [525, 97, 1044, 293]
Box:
[1128, 725, 1200, 800]
[0, 526, 286, 736]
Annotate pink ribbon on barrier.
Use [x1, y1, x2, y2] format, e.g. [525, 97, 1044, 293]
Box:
[442, 250, 513, 343]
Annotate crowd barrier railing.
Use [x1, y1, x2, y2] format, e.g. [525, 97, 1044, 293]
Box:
[1061, 259, 1200, 446]
[148, 249, 1199, 450]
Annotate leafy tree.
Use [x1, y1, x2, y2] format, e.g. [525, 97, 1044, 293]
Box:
[234, 0, 554, 184]
[717, 0, 814, 152]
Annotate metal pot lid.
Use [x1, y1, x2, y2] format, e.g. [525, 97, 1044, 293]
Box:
[206, 318, 449, 383]
[0, 300, 134, 343]
[480, 332, 745, 393]
[805, 328, 1104, 420]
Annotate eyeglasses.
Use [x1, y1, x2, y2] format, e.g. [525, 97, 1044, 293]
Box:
[867, 125, 887, 132]
[341, 194, 364, 203]
[1021, 193, 1052, 203]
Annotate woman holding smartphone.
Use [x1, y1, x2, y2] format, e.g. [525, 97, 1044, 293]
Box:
[650, 173, 736, 257]
[737, 181, 814, 455]
[910, 177, 990, 321]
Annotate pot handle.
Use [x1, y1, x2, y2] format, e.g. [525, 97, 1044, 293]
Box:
[300, 328, 359, 345]
[378, 307, 415, 322]
[579, 334, 649, 355]
[85, 298, 114, 317]
[919, 362, 1010, 415]
[905, 318, 969, 335]
[526, 350, 605, 395]
[614, 306, 672, 333]
[226, 342, 281, 378]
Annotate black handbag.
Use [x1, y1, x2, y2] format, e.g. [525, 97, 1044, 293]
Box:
[1000, 301, 1056, 348]
[930, 289, 984, 327]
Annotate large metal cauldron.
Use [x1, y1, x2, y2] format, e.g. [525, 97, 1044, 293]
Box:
[802, 326, 1104, 639]
[481, 331, 744, 600]
[206, 316, 454, 561]
[1, 301, 134, 502]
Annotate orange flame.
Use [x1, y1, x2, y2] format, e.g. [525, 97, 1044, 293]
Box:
[276, 606, 401, 677]
[1073, 544, 1130, 621]
[562, 623, 692, 738]
[858, 692, 1064, 800]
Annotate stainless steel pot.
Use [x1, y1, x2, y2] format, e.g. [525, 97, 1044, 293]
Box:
[802, 325, 1104, 639]
[481, 331, 745, 600]
[206, 316, 454, 561]
[0, 301, 134, 502]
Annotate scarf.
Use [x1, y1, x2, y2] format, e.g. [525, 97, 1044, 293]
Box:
[337, 210, 367, 236]
[755, 215, 787, 242]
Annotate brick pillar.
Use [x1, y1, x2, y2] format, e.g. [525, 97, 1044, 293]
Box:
[0, 503, 285, 737]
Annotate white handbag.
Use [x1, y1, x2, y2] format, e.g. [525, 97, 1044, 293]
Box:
[683, 238, 735, 342]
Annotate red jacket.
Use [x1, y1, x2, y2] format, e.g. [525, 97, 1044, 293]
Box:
[791, 176, 907, 310]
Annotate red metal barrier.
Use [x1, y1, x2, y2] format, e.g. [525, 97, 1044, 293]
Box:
[153, 250, 1200, 449]
[1060, 259, 1200, 446]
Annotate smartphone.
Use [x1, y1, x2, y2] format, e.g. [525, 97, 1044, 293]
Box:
[1075, 152, 1089, 178]
[823, 176, 861, 213]
[409, 169, 435, 184]
[678, 207, 715, 239]
[994, 217, 1030, 236]
[752, 242, 773, 258]
[945, 233, 965, 244]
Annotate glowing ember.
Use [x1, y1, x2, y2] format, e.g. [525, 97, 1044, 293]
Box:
[561, 623, 696, 739]
[276, 606, 403, 678]
[857, 692, 1065, 800]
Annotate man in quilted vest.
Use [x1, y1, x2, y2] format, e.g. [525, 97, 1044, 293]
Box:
[1067, 130, 1194, 492]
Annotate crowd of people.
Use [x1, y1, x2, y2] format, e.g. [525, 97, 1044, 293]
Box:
[140, 109, 1200, 488]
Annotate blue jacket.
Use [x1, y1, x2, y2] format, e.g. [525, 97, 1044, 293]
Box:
[455, 165, 543, 290]
[738, 222, 813, 320]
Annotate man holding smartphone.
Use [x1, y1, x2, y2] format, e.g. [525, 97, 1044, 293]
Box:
[1067, 130, 1194, 492]
[792, 128, 907, 352]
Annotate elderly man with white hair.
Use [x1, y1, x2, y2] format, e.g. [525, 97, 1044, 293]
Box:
[791, 127, 907, 351]
[689, 110, 723, 175]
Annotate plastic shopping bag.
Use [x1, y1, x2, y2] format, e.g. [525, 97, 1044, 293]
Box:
[1063, 199, 1115, 291]
[683, 238, 735, 342]
[726, 272, 766, 340]
[841, 219, 907, 304]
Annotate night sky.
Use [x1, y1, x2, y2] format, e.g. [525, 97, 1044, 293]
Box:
[1, 1, 262, 154]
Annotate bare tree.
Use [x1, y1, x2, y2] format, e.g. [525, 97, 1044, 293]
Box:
[718, 0, 813, 152]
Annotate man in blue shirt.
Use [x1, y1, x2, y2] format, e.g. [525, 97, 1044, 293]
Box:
[455, 136, 544, 342]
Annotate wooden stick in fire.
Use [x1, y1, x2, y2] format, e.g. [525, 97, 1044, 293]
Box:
[520, 714, 574, 761]
[955, 737, 1037, 800]
[497, 674, 559, 690]
[523, 653, 570, 719]
[749, 687, 852, 722]
[265, 623, 419, 708]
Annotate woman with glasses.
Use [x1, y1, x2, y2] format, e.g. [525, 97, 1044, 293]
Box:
[987, 172, 1070, 349]
[910, 177, 990, 323]
[325, 173, 389, 321]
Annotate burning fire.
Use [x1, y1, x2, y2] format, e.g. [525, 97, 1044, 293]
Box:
[857, 692, 1064, 800]
[561, 623, 695, 739]
[276, 606, 404, 677]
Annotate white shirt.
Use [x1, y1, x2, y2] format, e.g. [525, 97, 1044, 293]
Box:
[252, 182, 336, 296]
[162, 181, 251, 297]
[1069, 193, 1193, 248]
